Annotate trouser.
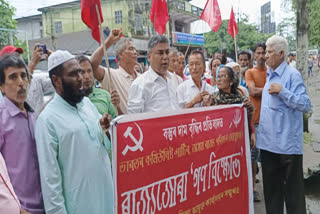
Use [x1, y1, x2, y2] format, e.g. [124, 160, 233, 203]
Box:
[260, 150, 306, 214]
[308, 67, 312, 77]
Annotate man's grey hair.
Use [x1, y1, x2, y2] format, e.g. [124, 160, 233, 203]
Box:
[147, 35, 169, 53]
[114, 37, 132, 59]
[266, 35, 288, 58]
[169, 47, 178, 57]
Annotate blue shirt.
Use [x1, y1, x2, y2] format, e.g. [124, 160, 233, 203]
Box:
[240, 76, 248, 90]
[257, 61, 311, 154]
[35, 93, 114, 214]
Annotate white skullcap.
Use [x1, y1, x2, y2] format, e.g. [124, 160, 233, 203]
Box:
[48, 50, 74, 72]
[226, 62, 240, 68]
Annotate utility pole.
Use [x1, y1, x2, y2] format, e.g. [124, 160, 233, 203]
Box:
[50, 12, 56, 50]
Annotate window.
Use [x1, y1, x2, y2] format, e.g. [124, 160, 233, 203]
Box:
[191, 6, 198, 15]
[115, 11, 122, 24]
[55, 21, 62, 34]
[135, 14, 142, 31]
[177, 1, 185, 11]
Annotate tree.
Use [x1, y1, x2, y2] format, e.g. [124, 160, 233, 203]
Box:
[0, 0, 17, 49]
[204, 15, 272, 59]
[296, 0, 309, 79]
[308, 0, 320, 49]
[277, 17, 296, 52]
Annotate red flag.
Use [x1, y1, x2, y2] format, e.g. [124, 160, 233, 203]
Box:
[228, 7, 238, 40]
[81, 0, 104, 44]
[200, 0, 222, 32]
[149, 0, 169, 35]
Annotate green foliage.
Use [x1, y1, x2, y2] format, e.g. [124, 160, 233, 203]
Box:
[282, 0, 320, 49]
[308, 0, 320, 48]
[0, 0, 17, 49]
[277, 17, 296, 52]
[204, 16, 272, 58]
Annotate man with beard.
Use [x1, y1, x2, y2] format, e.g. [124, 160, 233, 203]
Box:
[0, 53, 45, 214]
[127, 35, 179, 113]
[76, 55, 118, 118]
[35, 50, 114, 214]
[245, 42, 268, 202]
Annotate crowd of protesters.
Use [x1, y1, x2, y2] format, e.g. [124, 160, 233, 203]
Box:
[0, 30, 311, 214]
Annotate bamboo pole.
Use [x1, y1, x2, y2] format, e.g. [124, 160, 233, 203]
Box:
[96, 4, 113, 91]
[184, 34, 195, 58]
[233, 26, 238, 63]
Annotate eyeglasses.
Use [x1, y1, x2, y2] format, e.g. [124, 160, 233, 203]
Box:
[217, 74, 229, 80]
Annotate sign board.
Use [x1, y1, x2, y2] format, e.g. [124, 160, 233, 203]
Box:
[173, 32, 205, 46]
[111, 105, 253, 214]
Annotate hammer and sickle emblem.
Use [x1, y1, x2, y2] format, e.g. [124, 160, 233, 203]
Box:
[122, 123, 144, 156]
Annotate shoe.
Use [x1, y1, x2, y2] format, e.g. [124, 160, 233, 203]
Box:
[253, 191, 261, 202]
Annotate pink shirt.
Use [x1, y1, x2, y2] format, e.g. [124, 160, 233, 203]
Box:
[0, 153, 20, 214]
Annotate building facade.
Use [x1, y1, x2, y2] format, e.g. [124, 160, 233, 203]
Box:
[15, 14, 43, 41]
[24, 0, 204, 68]
[260, 1, 276, 34]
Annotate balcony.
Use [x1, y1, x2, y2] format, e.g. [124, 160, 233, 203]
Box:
[167, 0, 200, 24]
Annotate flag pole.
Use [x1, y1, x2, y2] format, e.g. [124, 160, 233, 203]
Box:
[96, 4, 113, 91]
[233, 26, 238, 63]
[184, 34, 195, 58]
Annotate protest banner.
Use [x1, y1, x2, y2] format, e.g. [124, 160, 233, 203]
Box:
[111, 104, 253, 214]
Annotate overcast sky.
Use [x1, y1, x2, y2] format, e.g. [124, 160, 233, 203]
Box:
[8, 0, 293, 26]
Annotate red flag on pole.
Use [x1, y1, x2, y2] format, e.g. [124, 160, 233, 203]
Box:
[81, 0, 104, 45]
[200, 0, 222, 32]
[149, 0, 169, 35]
[228, 7, 238, 40]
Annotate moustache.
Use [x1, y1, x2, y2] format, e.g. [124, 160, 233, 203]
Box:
[18, 88, 26, 94]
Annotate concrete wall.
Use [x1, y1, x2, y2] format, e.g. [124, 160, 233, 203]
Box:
[42, 1, 129, 38]
[16, 17, 42, 40]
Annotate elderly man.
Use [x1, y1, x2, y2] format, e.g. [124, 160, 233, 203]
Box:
[35, 50, 114, 214]
[0, 54, 45, 214]
[91, 29, 140, 114]
[258, 35, 311, 214]
[127, 35, 179, 113]
[168, 47, 183, 90]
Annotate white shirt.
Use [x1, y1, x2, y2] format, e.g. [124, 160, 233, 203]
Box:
[176, 78, 216, 108]
[289, 60, 296, 68]
[168, 71, 183, 91]
[26, 72, 55, 116]
[127, 67, 179, 113]
[101, 66, 140, 114]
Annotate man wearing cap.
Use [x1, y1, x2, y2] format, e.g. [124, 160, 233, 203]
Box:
[0, 44, 55, 115]
[0, 45, 24, 102]
[0, 53, 45, 214]
[35, 50, 114, 214]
